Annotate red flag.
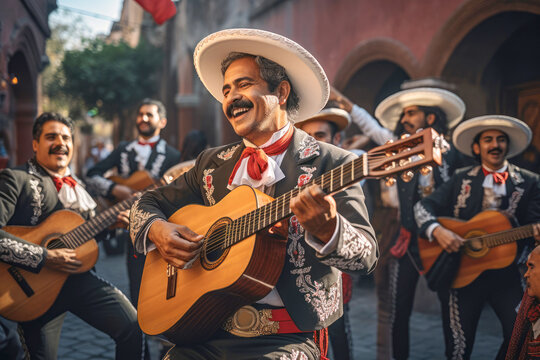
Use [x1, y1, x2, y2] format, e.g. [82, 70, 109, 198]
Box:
[134, 0, 177, 25]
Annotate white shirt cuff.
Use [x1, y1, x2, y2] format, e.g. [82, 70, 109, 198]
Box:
[426, 223, 441, 242]
[305, 215, 341, 255]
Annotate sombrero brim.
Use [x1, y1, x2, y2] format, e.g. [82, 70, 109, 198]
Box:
[452, 115, 532, 158]
[294, 108, 351, 131]
[375, 87, 465, 131]
[194, 28, 329, 122]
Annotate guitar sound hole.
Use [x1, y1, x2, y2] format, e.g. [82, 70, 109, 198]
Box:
[201, 218, 231, 270]
[47, 238, 67, 249]
[467, 238, 484, 252]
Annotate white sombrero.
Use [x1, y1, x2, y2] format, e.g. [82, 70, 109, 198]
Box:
[452, 115, 532, 158]
[295, 108, 351, 131]
[193, 28, 329, 122]
[375, 87, 465, 130]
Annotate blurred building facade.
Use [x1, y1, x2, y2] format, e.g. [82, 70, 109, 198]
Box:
[156, 0, 540, 168]
[0, 0, 57, 166]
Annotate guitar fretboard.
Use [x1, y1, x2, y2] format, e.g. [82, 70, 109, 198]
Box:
[216, 156, 366, 250]
[54, 195, 141, 249]
[470, 224, 536, 248]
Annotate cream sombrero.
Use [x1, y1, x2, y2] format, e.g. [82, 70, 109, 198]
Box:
[452, 115, 532, 158]
[193, 28, 329, 122]
[295, 108, 351, 131]
[375, 87, 465, 131]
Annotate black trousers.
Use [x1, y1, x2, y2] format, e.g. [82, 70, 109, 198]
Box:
[21, 271, 144, 360]
[388, 253, 421, 360]
[437, 266, 522, 360]
[125, 231, 146, 307]
[164, 330, 320, 360]
[328, 303, 352, 360]
[0, 317, 24, 360]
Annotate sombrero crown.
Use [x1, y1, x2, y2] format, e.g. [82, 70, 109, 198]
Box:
[194, 28, 329, 122]
[295, 108, 351, 131]
[375, 87, 465, 131]
[452, 115, 532, 158]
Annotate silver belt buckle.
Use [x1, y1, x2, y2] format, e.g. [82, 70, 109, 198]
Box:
[222, 305, 279, 337]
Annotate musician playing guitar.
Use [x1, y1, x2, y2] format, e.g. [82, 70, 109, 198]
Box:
[0, 113, 144, 360]
[87, 98, 181, 308]
[414, 115, 540, 360]
[129, 29, 378, 359]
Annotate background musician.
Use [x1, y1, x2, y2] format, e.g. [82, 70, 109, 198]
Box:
[414, 115, 540, 359]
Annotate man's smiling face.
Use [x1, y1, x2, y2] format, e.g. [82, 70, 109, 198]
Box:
[32, 120, 73, 175]
[221, 56, 283, 145]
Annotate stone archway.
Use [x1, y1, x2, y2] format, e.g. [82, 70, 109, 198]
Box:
[8, 50, 37, 165]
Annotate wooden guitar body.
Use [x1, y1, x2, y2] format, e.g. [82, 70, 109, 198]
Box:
[108, 170, 156, 191]
[0, 210, 98, 321]
[137, 185, 288, 345]
[418, 210, 516, 289]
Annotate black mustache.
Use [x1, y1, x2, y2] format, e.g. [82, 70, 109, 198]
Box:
[49, 145, 68, 155]
[488, 148, 503, 154]
[226, 100, 253, 118]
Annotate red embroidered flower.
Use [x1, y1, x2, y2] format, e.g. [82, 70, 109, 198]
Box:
[297, 174, 312, 187]
[205, 175, 212, 190]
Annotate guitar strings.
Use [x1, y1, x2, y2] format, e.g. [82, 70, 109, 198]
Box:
[203, 152, 397, 254]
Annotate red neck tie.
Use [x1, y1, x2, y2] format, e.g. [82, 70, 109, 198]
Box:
[228, 125, 294, 186]
[138, 140, 157, 148]
[482, 168, 509, 185]
[52, 175, 77, 192]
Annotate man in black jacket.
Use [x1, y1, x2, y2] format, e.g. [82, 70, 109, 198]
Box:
[415, 115, 540, 359]
[0, 112, 144, 360]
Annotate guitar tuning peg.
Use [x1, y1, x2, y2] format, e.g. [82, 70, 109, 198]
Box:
[385, 177, 396, 187]
[399, 159, 409, 166]
[385, 151, 396, 157]
[385, 139, 394, 144]
[420, 165, 432, 176]
[400, 133, 410, 139]
[400, 170, 414, 183]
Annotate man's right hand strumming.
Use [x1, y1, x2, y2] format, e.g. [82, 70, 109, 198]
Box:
[45, 248, 82, 273]
[148, 219, 204, 269]
[433, 226, 464, 253]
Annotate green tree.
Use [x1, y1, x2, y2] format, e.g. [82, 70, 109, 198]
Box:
[54, 38, 163, 139]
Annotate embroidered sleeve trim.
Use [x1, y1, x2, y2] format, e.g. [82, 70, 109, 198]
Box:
[0, 238, 44, 269]
[414, 201, 436, 229]
[129, 198, 156, 242]
[320, 218, 373, 271]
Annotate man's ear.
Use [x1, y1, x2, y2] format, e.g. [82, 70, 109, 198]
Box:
[277, 80, 291, 106]
[472, 143, 480, 156]
[426, 113, 436, 126]
[333, 132, 342, 146]
[32, 139, 38, 153]
[158, 117, 167, 130]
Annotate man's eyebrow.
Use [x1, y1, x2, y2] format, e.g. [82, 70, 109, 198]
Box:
[222, 76, 255, 92]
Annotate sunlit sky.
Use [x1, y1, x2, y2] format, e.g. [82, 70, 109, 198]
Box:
[51, 0, 124, 38]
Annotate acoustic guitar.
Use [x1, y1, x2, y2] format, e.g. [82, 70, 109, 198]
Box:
[0, 194, 140, 322]
[137, 128, 445, 345]
[418, 210, 538, 289]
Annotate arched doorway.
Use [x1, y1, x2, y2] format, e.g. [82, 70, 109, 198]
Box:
[8, 50, 37, 165]
[440, 11, 540, 170]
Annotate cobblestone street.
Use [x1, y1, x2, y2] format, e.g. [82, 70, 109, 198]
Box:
[56, 244, 503, 359]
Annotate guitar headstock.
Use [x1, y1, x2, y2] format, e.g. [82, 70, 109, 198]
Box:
[366, 128, 445, 183]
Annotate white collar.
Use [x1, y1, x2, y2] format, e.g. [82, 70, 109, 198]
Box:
[482, 161, 508, 173]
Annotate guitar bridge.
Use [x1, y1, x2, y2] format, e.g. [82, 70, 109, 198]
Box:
[166, 264, 177, 300]
[8, 267, 34, 297]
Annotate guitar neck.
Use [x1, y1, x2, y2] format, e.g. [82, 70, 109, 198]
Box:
[221, 156, 366, 249]
[472, 223, 536, 248]
[59, 194, 141, 249]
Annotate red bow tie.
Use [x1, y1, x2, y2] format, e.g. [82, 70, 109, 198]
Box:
[52, 175, 77, 192]
[482, 168, 509, 185]
[528, 302, 540, 324]
[138, 140, 157, 148]
[228, 126, 294, 185]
